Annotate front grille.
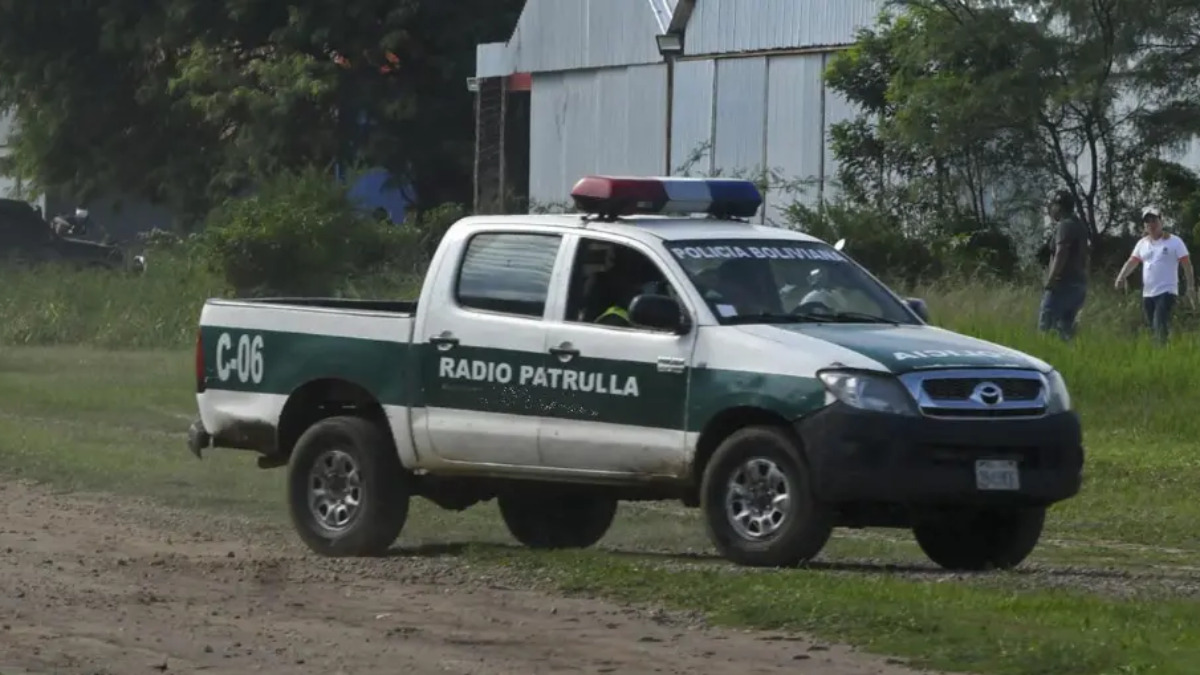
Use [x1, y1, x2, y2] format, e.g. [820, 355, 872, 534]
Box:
[921, 377, 1042, 402]
[900, 369, 1050, 420]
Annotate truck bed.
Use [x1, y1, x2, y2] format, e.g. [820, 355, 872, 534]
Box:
[196, 296, 419, 456]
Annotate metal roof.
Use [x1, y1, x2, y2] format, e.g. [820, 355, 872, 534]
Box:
[475, 0, 883, 78]
[476, 0, 663, 77]
[683, 0, 882, 56]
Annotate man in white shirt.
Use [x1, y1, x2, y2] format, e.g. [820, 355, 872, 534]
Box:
[1114, 206, 1197, 343]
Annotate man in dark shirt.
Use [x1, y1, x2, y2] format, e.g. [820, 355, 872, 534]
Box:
[1039, 189, 1089, 340]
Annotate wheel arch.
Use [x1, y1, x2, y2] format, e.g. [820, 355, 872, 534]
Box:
[685, 404, 805, 506]
[276, 378, 396, 465]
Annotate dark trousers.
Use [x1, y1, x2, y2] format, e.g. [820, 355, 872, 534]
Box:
[1143, 292, 1177, 344]
[1039, 283, 1087, 340]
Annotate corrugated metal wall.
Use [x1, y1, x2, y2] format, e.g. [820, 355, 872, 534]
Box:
[667, 52, 856, 224]
[685, 0, 883, 56]
[528, 52, 854, 223]
[0, 154, 14, 198]
[497, 0, 884, 219]
[528, 64, 669, 207]
[0, 109, 16, 198]
[764, 55, 827, 217]
[712, 58, 768, 177]
[669, 60, 715, 173]
[0, 109, 11, 146]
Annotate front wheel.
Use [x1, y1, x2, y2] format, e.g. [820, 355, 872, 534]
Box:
[912, 506, 1046, 571]
[287, 415, 411, 557]
[701, 426, 834, 567]
[497, 492, 618, 549]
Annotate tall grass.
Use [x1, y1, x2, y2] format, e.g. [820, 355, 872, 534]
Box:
[0, 253, 222, 348]
[0, 253, 422, 349]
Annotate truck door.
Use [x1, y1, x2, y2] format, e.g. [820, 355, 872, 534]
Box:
[414, 229, 562, 467]
[537, 234, 696, 477]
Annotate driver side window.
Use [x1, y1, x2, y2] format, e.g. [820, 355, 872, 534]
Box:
[564, 237, 677, 331]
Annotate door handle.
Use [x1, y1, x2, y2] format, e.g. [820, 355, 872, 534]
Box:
[429, 332, 459, 351]
[549, 342, 580, 360]
[657, 357, 686, 374]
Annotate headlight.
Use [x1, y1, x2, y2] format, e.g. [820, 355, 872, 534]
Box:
[818, 370, 918, 416]
[1045, 369, 1071, 413]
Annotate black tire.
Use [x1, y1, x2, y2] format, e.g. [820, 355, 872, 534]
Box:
[287, 415, 411, 557]
[912, 506, 1046, 571]
[497, 492, 618, 549]
[701, 425, 834, 567]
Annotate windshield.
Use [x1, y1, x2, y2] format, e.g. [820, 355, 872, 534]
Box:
[665, 239, 918, 325]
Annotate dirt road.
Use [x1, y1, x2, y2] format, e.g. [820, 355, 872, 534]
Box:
[0, 480, 936, 675]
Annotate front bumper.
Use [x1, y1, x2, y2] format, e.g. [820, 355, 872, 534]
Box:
[796, 403, 1084, 507]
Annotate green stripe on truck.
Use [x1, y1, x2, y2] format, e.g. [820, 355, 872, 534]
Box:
[200, 326, 416, 406]
[201, 326, 828, 432]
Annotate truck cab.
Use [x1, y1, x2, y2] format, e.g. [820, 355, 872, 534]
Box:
[189, 175, 1083, 571]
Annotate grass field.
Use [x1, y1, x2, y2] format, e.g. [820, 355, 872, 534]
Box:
[4, 260, 1200, 674]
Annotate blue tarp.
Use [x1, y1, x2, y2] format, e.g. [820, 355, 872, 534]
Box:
[343, 167, 417, 223]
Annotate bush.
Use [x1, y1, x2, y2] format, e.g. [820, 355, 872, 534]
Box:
[783, 200, 946, 285]
[783, 196, 1030, 286]
[405, 202, 469, 258]
[200, 166, 423, 296]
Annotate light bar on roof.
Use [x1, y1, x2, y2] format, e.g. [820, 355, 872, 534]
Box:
[570, 175, 762, 219]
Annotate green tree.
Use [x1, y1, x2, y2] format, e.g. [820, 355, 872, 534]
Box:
[823, 6, 1046, 241]
[0, 0, 221, 222]
[0, 0, 523, 222]
[1125, 0, 1200, 162]
[824, 0, 1178, 251]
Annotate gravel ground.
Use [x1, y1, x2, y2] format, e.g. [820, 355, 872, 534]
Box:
[0, 479, 940, 675]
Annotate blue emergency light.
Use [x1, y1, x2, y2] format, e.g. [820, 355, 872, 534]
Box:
[570, 175, 763, 219]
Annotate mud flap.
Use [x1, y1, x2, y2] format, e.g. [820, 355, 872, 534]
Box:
[187, 419, 211, 459]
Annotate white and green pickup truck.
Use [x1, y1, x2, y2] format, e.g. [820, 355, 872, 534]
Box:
[188, 175, 1083, 571]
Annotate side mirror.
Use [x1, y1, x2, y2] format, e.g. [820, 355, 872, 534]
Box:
[833, 238, 846, 251]
[905, 297, 930, 323]
[629, 294, 688, 333]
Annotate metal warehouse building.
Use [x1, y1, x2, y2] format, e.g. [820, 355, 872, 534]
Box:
[0, 110, 19, 200]
[471, 0, 882, 224]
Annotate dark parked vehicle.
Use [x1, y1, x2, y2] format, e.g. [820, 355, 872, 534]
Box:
[0, 198, 143, 271]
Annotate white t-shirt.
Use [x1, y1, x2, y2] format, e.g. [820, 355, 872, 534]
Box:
[1132, 234, 1191, 297]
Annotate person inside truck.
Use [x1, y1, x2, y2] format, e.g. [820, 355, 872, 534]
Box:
[793, 264, 855, 314]
[594, 251, 673, 327]
[571, 240, 674, 328]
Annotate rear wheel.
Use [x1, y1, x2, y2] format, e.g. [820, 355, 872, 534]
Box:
[287, 415, 411, 556]
[913, 506, 1046, 571]
[701, 426, 834, 567]
[498, 492, 617, 549]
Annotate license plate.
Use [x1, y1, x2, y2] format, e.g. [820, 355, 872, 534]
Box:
[975, 459, 1020, 491]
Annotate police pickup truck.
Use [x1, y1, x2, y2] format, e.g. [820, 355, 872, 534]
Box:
[188, 175, 1083, 571]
